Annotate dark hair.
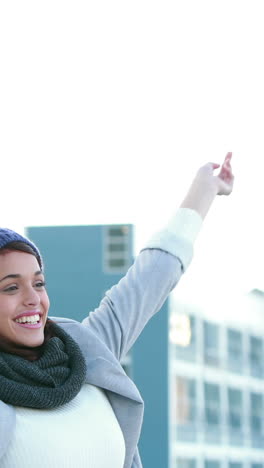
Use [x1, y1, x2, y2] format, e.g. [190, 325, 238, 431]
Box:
[0, 241, 51, 361]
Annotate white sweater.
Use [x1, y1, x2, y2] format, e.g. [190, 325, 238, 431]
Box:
[0, 384, 125, 468]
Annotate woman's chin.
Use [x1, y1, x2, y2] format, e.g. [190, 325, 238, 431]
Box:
[16, 331, 45, 349]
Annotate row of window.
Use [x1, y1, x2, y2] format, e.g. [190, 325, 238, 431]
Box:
[175, 459, 263, 468]
[172, 315, 264, 378]
[173, 376, 264, 447]
[103, 225, 131, 272]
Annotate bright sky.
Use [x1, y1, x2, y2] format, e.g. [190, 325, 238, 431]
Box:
[0, 1, 264, 305]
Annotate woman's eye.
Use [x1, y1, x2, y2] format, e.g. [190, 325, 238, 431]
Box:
[35, 281, 46, 289]
[4, 285, 18, 292]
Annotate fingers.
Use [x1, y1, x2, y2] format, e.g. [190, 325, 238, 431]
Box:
[220, 154, 234, 183]
[222, 152, 233, 171]
[210, 163, 221, 169]
[206, 162, 221, 169]
[201, 156, 232, 174]
[224, 152, 232, 164]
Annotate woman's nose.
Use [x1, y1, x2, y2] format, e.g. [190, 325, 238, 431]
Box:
[22, 287, 40, 306]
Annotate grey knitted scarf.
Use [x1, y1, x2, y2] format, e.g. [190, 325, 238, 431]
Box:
[0, 322, 87, 409]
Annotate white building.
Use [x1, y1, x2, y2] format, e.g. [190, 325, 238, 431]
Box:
[169, 289, 264, 468]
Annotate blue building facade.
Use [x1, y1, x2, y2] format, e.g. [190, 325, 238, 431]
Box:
[133, 303, 169, 468]
[27, 224, 170, 468]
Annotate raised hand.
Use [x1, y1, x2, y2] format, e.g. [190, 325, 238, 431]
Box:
[197, 152, 234, 196]
[181, 152, 234, 219]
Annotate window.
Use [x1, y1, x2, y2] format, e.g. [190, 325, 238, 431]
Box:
[204, 382, 221, 442]
[204, 321, 220, 367]
[103, 225, 130, 273]
[176, 458, 196, 468]
[205, 460, 220, 468]
[250, 392, 264, 448]
[108, 243, 126, 252]
[175, 376, 197, 441]
[171, 314, 196, 362]
[227, 329, 243, 373]
[249, 336, 263, 378]
[107, 227, 128, 236]
[251, 464, 263, 468]
[229, 463, 243, 468]
[228, 388, 243, 445]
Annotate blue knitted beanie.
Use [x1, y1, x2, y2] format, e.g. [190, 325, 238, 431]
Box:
[0, 228, 42, 269]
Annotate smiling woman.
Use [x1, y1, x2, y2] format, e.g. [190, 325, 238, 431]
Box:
[0, 235, 53, 359]
[0, 154, 234, 468]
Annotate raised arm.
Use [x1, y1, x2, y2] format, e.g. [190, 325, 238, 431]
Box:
[144, 152, 234, 270]
[83, 153, 234, 360]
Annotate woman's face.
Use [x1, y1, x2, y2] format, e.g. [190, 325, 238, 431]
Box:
[0, 250, 50, 349]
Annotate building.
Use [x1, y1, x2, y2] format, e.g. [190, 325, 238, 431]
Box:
[169, 289, 264, 468]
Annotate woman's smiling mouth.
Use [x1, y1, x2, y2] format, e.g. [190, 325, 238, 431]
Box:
[14, 312, 43, 328]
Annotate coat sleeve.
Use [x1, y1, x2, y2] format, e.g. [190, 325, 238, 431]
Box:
[82, 208, 203, 361]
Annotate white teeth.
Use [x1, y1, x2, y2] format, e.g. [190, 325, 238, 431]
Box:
[15, 314, 40, 324]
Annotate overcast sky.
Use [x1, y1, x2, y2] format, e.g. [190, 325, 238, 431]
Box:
[0, 1, 263, 305]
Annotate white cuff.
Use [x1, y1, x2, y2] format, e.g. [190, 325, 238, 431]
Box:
[142, 208, 203, 272]
[166, 208, 203, 244]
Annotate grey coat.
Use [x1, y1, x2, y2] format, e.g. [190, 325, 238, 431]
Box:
[0, 242, 191, 468]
